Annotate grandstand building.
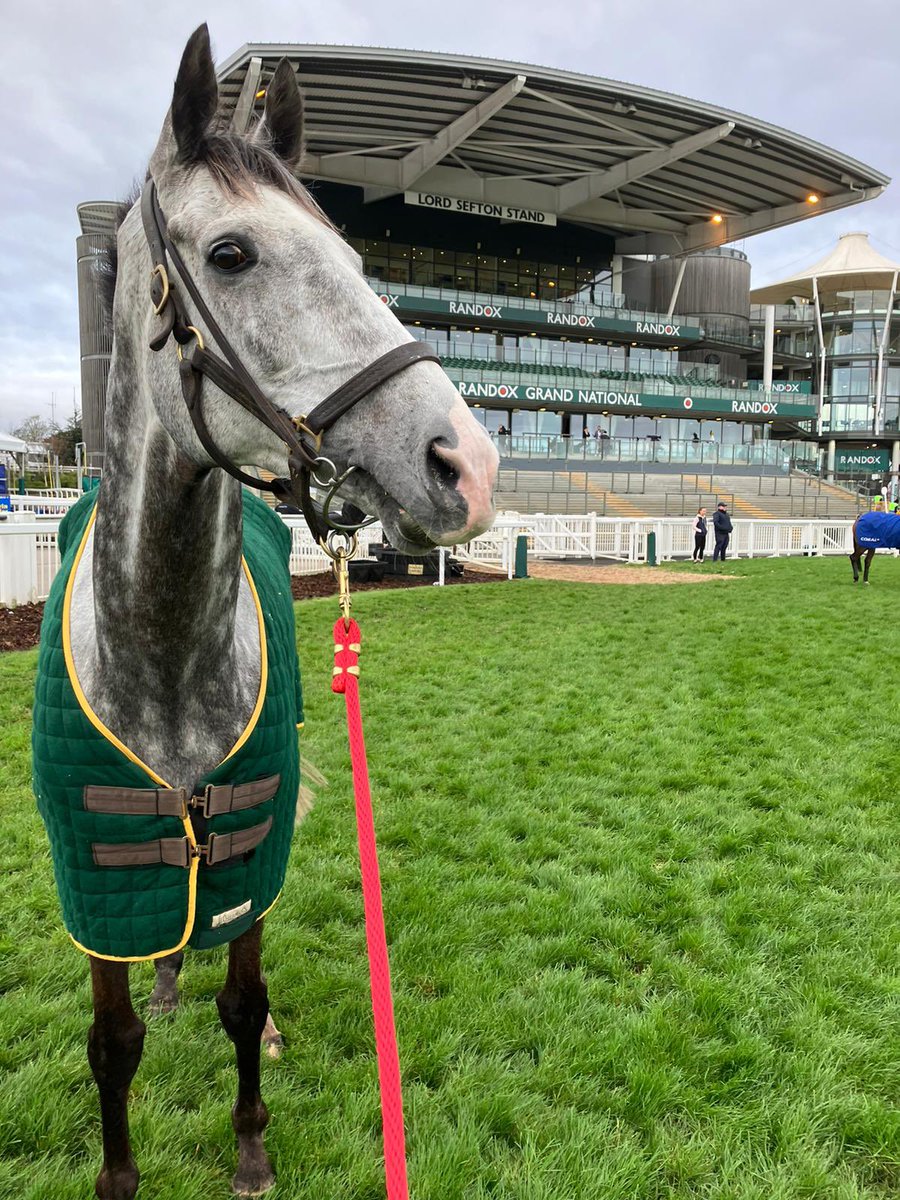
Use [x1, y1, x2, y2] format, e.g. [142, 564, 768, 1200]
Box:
[76, 47, 890, 514]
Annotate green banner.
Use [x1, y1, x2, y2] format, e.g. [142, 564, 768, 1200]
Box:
[747, 380, 812, 394]
[835, 449, 891, 473]
[446, 376, 818, 421]
[372, 288, 704, 342]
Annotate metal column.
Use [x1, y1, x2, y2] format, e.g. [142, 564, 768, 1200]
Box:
[812, 276, 827, 437]
[874, 270, 898, 434]
[664, 258, 688, 321]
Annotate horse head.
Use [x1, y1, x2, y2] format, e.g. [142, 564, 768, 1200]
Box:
[119, 24, 498, 552]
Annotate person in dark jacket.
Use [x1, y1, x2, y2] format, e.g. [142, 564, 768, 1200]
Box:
[712, 501, 733, 560]
[692, 507, 708, 561]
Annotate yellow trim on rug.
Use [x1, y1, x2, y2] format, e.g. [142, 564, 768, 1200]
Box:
[221, 557, 267, 762]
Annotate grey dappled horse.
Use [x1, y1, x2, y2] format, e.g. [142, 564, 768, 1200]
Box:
[71, 26, 497, 1199]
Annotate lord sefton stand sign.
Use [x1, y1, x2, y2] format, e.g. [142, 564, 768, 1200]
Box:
[404, 191, 557, 226]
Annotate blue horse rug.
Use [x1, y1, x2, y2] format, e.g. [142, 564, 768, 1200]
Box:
[855, 511, 900, 550]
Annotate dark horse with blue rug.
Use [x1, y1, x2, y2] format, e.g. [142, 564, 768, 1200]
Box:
[849, 511, 900, 582]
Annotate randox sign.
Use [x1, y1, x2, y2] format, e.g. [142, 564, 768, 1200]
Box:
[835, 449, 891, 473]
[747, 380, 812, 394]
[404, 191, 558, 226]
[372, 287, 704, 342]
[448, 376, 818, 420]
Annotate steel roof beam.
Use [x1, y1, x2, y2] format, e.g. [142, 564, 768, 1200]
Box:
[682, 185, 885, 250]
[558, 121, 735, 215]
[351, 74, 526, 202]
[230, 56, 263, 134]
[614, 185, 886, 254]
[398, 73, 526, 189]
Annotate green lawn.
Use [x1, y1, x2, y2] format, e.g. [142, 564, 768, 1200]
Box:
[1, 558, 898, 1199]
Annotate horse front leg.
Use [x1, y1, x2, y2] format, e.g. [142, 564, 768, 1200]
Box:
[216, 920, 274, 1196]
[850, 551, 860, 582]
[88, 958, 146, 1200]
[864, 549, 874, 583]
[148, 950, 184, 1016]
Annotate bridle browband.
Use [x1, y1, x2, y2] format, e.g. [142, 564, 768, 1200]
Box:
[139, 178, 440, 545]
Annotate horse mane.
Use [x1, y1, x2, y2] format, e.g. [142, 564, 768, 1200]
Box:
[98, 128, 334, 327]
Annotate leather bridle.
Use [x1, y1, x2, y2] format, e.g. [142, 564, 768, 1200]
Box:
[140, 178, 440, 545]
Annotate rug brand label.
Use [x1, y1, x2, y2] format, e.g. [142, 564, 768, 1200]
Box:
[211, 899, 252, 928]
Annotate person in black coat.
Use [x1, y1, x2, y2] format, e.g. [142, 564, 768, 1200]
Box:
[712, 501, 733, 560]
[692, 507, 708, 561]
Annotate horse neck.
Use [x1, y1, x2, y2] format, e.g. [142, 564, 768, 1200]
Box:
[89, 335, 257, 781]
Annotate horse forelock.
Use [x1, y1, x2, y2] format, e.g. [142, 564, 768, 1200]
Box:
[98, 129, 334, 328]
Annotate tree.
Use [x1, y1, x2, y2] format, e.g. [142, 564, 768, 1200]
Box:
[12, 414, 53, 444]
[50, 411, 83, 464]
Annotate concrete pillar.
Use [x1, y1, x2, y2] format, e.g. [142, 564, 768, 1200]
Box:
[826, 438, 836, 482]
[611, 254, 624, 297]
[892, 439, 900, 503]
[763, 304, 775, 392]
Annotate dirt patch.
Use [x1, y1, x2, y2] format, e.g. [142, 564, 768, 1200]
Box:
[291, 567, 505, 600]
[0, 569, 507, 653]
[525, 561, 736, 585]
[0, 603, 45, 653]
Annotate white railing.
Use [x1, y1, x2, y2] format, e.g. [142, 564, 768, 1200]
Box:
[0, 512, 858, 606]
[9, 495, 80, 517]
[0, 521, 63, 605]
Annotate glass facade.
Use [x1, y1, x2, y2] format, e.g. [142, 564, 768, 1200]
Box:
[405, 326, 689, 378]
[347, 236, 601, 301]
[750, 289, 900, 444]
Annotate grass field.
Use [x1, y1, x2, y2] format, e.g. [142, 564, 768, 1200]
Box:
[0, 557, 898, 1199]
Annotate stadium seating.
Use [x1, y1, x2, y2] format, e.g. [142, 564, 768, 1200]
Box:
[493, 469, 864, 520]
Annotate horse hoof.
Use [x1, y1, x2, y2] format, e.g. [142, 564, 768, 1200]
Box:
[148, 993, 178, 1017]
[232, 1166, 275, 1196]
[95, 1164, 140, 1200]
[264, 1033, 284, 1059]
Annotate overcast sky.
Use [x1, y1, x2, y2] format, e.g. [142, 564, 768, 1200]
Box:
[3, 0, 898, 431]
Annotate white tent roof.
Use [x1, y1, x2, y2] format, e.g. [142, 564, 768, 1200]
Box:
[751, 232, 900, 304]
[0, 431, 28, 453]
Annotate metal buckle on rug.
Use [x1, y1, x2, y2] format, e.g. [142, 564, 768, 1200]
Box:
[188, 784, 216, 820]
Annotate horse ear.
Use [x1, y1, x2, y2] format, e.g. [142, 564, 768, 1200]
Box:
[260, 59, 305, 170]
[171, 24, 219, 163]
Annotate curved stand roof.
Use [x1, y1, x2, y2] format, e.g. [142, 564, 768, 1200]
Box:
[751, 233, 900, 303]
[216, 45, 888, 254]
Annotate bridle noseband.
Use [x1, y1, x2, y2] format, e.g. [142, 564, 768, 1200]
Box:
[139, 178, 440, 545]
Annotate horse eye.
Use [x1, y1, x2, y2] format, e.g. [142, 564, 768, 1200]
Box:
[209, 242, 250, 273]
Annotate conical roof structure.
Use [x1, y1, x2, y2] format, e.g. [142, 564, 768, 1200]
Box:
[751, 232, 900, 304]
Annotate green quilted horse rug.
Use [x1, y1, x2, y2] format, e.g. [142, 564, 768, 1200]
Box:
[33, 488, 303, 962]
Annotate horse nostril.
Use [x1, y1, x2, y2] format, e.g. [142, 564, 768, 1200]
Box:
[426, 442, 460, 493]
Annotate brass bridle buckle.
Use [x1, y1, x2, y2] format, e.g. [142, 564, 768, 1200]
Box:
[291, 415, 323, 454]
[176, 326, 206, 362]
[151, 264, 170, 316]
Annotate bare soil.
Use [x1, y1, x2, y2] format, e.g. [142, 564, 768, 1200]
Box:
[525, 561, 735, 585]
[0, 569, 507, 653]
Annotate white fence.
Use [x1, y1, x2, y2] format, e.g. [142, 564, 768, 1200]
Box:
[0, 510, 858, 606]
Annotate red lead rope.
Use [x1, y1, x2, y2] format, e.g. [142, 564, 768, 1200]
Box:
[332, 616, 409, 1200]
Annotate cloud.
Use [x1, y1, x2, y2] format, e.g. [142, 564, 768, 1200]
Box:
[3, 0, 897, 428]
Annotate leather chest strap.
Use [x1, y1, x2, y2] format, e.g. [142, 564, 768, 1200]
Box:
[91, 816, 273, 869]
[83, 774, 281, 819]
